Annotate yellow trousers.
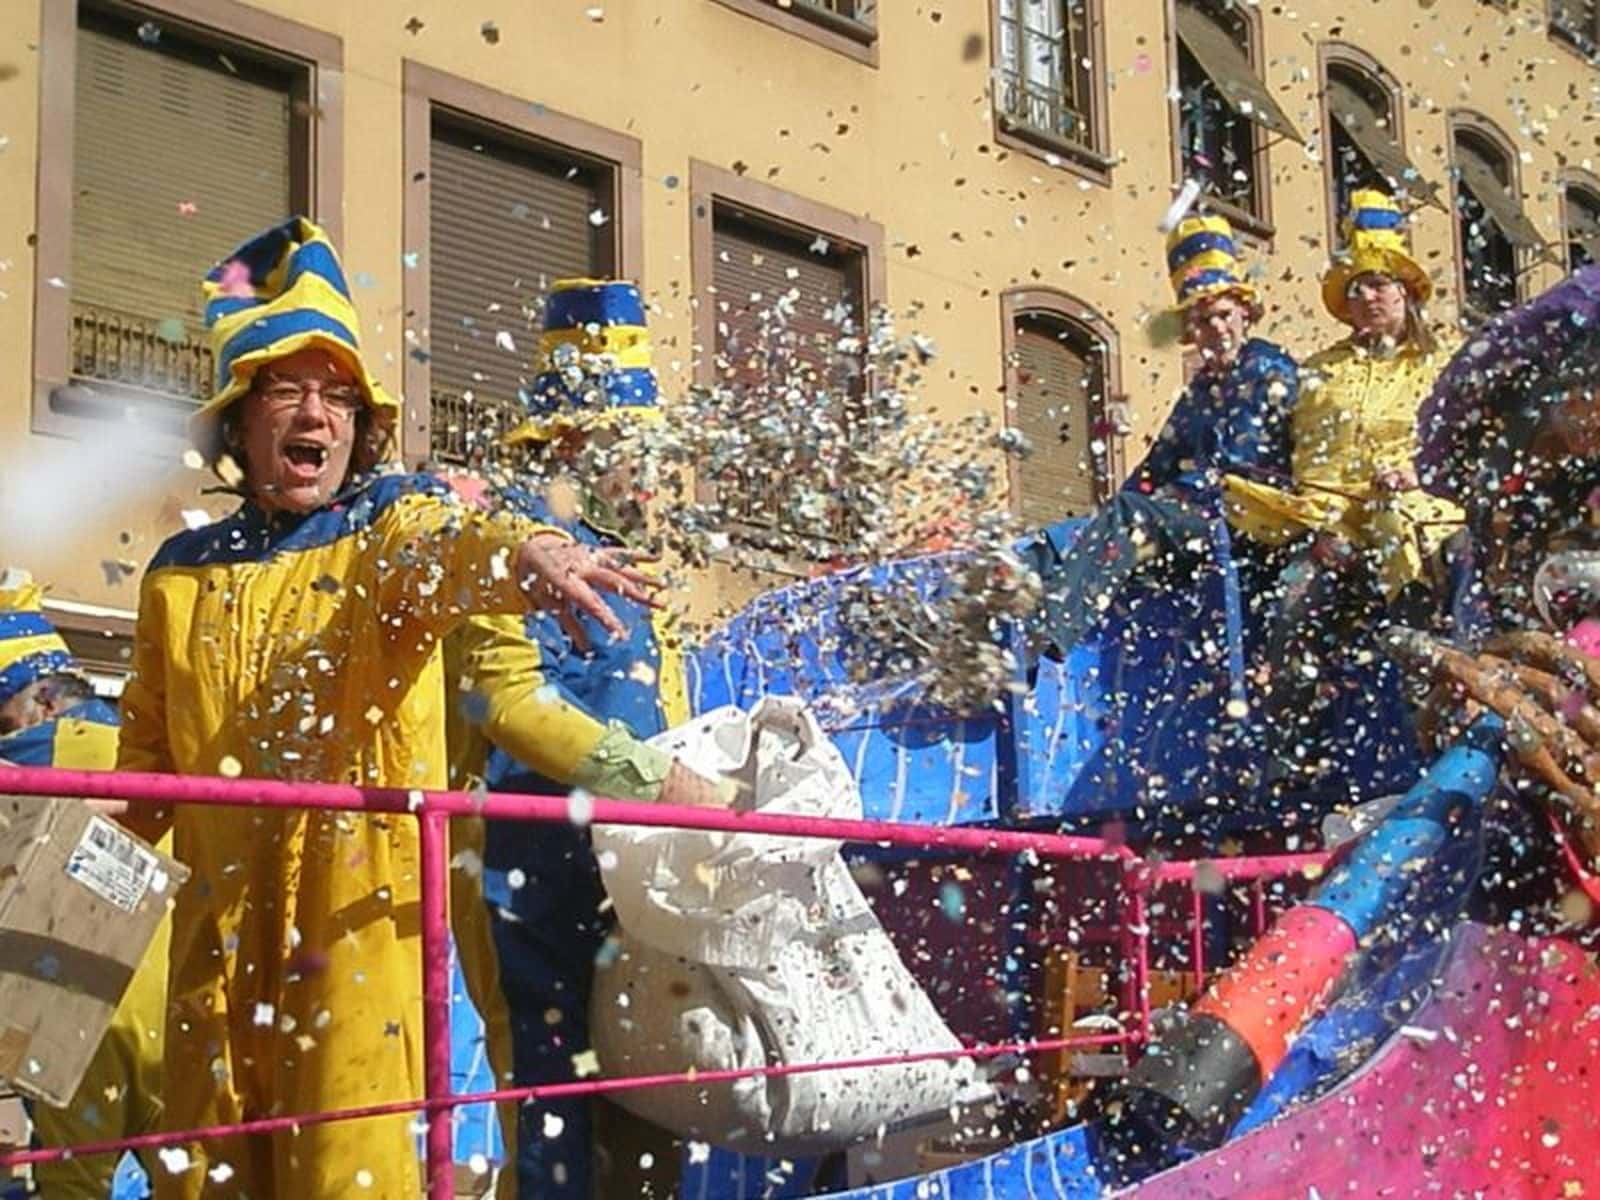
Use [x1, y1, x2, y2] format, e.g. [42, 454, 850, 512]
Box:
[153, 809, 424, 1200]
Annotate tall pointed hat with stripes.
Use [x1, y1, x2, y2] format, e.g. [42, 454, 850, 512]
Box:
[1322, 190, 1431, 324]
[503, 278, 662, 445]
[1166, 213, 1260, 315]
[0, 569, 74, 709]
[191, 216, 396, 465]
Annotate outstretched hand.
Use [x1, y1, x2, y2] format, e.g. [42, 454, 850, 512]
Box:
[516, 533, 662, 650]
[1398, 628, 1600, 851]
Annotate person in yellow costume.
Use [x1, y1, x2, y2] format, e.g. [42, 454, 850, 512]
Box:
[114, 218, 663, 1199]
[0, 571, 168, 1199]
[1223, 191, 1465, 774]
[444, 279, 729, 1198]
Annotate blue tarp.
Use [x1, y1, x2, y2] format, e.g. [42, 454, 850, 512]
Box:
[687, 526, 1424, 831]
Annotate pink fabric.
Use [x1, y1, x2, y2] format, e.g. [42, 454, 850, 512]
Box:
[1130, 924, 1600, 1198]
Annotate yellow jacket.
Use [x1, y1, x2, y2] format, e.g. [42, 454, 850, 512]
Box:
[1225, 336, 1464, 596]
[116, 472, 545, 1200]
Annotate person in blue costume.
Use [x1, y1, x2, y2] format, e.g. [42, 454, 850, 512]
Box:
[1023, 214, 1299, 665]
[446, 279, 732, 1198]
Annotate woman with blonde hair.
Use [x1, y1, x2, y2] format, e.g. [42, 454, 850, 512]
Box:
[1226, 191, 1464, 782]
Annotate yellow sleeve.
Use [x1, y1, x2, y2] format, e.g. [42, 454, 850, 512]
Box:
[372, 489, 556, 632]
[50, 718, 120, 772]
[455, 615, 671, 801]
[114, 579, 175, 841]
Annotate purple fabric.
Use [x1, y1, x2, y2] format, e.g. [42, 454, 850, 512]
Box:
[1417, 266, 1600, 502]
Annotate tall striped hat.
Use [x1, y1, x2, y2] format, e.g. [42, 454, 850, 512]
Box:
[1166, 214, 1259, 314]
[504, 279, 661, 445]
[1322, 190, 1431, 324]
[191, 216, 396, 465]
[0, 570, 74, 708]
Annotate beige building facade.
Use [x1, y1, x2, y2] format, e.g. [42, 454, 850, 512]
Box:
[2, 0, 1597, 667]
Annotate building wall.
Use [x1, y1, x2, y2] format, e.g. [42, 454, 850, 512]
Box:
[1, 0, 1596, 632]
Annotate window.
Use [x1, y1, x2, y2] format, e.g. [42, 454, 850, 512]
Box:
[1551, 1, 1600, 58]
[1449, 116, 1545, 319]
[401, 63, 642, 465]
[427, 122, 615, 463]
[1002, 290, 1121, 526]
[993, 1, 1110, 180]
[710, 0, 878, 65]
[1564, 173, 1600, 272]
[1321, 49, 1443, 242]
[33, 0, 339, 439]
[690, 161, 885, 559]
[1173, 0, 1302, 235]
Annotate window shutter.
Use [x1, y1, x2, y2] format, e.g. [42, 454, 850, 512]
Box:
[1568, 187, 1600, 264]
[71, 15, 295, 400]
[1013, 319, 1103, 525]
[1454, 141, 1547, 252]
[429, 123, 607, 408]
[1175, 5, 1302, 143]
[1325, 76, 1442, 211]
[711, 212, 863, 536]
[711, 214, 857, 393]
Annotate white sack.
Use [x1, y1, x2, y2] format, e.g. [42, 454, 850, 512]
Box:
[591, 697, 984, 1155]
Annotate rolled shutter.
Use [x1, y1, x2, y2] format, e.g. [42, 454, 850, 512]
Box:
[71, 13, 296, 400]
[711, 212, 862, 534]
[427, 120, 610, 460]
[1013, 318, 1104, 525]
[712, 215, 856, 391]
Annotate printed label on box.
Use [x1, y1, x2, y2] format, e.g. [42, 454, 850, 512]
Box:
[64, 817, 157, 913]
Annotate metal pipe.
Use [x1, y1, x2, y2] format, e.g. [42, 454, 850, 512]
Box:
[419, 811, 454, 1200]
[0, 764, 1138, 863]
[1152, 851, 1331, 884]
[0, 1032, 1135, 1169]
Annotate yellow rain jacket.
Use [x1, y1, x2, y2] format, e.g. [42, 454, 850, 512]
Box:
[116, 473, 550, 1200]
[0, 701, 169, 1199]
[1224, 336, 1465, 596]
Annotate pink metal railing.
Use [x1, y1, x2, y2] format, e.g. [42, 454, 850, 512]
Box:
[0, 763, 1329, 1197]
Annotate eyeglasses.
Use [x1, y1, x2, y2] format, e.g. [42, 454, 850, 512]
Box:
[1344, 275, 1401, 300]
[255, 377, 363, 415]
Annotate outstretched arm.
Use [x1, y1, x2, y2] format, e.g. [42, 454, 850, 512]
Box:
[373, 484, 661, 638]
[456, 614, 729, 807]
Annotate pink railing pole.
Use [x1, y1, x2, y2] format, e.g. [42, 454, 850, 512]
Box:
[1, 1032, 1137, 1170]
[1190, 884, 1206, 991]
[1152, 852, 1329, 885]
[418, 809, 455, 1200]
[1117, 865, 1154, 1044]
[1132, 883, 1152, 1040]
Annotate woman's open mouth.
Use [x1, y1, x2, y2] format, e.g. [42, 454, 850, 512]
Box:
[282, 441, 329, 479]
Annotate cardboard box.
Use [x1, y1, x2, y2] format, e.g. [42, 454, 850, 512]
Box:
[0, 794, 186, 1106]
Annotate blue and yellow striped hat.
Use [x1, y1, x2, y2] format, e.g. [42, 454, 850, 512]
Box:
[191, 216, 396, 465]
[504, 279, 662, 445]
[0, 571, 74, 709]
[1166, 214, 1259, 314]
[1323, 190, 1431, 323]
